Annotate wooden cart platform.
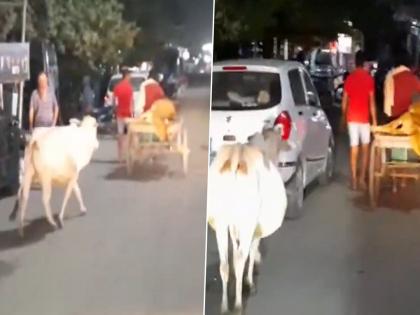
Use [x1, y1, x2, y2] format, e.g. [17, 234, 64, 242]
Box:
[124, 116, 190, 176]
[369, 133, 420, 208]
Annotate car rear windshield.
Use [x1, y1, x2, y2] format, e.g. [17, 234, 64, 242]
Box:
[212, 71, 281, 110]
[109, 76, 145, 92]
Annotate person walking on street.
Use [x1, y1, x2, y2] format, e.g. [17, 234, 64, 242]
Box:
[138, 70, 177, 142]
[29, 72, 60, 131]
[341, 51, 377, 191]
[113, 68, 134, 164]
[80, 75, 95, 116]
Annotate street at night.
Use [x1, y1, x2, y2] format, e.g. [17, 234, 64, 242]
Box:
[0, 86, 209, 315]
[206, 127, 420, 315]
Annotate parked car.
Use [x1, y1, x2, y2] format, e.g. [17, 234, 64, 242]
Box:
[210, 59, 335, 219]
[0, 113, 24, 194]
[104, 71, 148, 117]
[308, 49, 343, 109]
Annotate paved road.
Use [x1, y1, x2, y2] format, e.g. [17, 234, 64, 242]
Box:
[205, 112, 420, 315]
[0, 87, 210, 315]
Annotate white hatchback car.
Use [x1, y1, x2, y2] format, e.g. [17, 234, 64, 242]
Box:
[210, 59, 335, 219]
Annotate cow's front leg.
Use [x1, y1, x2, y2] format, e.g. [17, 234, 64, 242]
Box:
[58, 178, 77, 227]
[73, 182, 87, 214]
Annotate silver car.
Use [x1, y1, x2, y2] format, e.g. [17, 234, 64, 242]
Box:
[210, 59, 335, 219]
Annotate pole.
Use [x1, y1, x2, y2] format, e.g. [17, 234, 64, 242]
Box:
[284, 39, 289, 60]
[18, 0, 27, 128]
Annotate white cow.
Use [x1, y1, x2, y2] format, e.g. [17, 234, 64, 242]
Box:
[207, 128, 289, 313]
[11, 116, 99, 237]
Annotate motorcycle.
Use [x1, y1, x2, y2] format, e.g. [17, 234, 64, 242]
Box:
[159, 73, 187, 99]
[91, 104, 115, 135]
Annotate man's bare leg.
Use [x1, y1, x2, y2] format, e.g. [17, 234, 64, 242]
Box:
[359, 144, 370, 190]
[350, 146, 359, 190]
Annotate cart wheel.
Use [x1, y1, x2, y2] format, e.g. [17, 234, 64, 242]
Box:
[182, 128, 189, 175]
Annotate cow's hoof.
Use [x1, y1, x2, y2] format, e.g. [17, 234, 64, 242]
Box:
[232, 304, 243, 314]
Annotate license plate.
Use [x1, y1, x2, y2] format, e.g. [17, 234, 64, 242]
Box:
[223, 135, 236, 141]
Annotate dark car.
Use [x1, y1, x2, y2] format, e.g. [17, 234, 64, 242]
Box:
[0, 111, 23, 194]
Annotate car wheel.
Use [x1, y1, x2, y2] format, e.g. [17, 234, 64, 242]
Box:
[286, 162, 305, 220]
[319, 139, 335, 185]
[7, 154, 21, 195]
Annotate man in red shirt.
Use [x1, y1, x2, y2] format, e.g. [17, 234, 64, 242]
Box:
[138, 70, 166, 113]
[113, 68, 133, 163]
[342, 51, 377, 190]
[384, 52, 420, 119]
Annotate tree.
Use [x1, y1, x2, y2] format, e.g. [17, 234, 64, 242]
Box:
[45, 0, 138, 68]
[0, 0, 138, 69]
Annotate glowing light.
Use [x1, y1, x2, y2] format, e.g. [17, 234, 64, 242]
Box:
[182, 50, 190, 61]
[203, 55, 212, 64]
[202, 43, 213, 52]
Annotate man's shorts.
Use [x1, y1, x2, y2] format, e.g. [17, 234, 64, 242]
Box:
[116, 118, 128, 135]
[348, 123, 371, 147]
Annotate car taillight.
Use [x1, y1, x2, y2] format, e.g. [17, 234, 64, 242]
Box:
[274, 111, 292, 140]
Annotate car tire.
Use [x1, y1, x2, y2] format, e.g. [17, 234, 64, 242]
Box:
[6, 153, 21, 195]
[319, 139, 335, 185]
[286, 161, 305, 220]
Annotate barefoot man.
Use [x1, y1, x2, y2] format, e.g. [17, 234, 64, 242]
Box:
[341, 50, 377, 190]
[113, 68, 134, 163]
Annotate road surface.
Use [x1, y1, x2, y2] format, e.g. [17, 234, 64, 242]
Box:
[205, 113, 420, 315]
[0, 86, 210, 315]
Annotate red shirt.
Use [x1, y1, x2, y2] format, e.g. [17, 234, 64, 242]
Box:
[392, 70, 420, 118]
[114, 79, 133, 118]
[144, 82, 165, 112]
[344, 68, 374, 123]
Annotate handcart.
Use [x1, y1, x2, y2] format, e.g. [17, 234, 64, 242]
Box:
[124, 115, 190, 176]
[369, 133, 420, 208]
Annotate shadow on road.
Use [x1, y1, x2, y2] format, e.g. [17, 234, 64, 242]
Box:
[104, 162, 181, 182]
[352, 181, 420, 214]
[0, 217, 55, 251]
[0, 260, 15, 280]
[205, 228, 269, 315]
[0, 212, 85, 252]
[91, 159, 120, 165]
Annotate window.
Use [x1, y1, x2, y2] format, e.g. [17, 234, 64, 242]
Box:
[288, 69, 306, 105]
[212, 71, 281, 111]
[303, 71, 320, 107]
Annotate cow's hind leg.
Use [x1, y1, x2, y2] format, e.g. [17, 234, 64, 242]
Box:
[40, 176, 57, 229]
[246, 237, 260, 295]
[215, 223, 229, 314]
[231, 225, 253, 311]
[58, 177, 78, 227]
[18, 168, 34, 237]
